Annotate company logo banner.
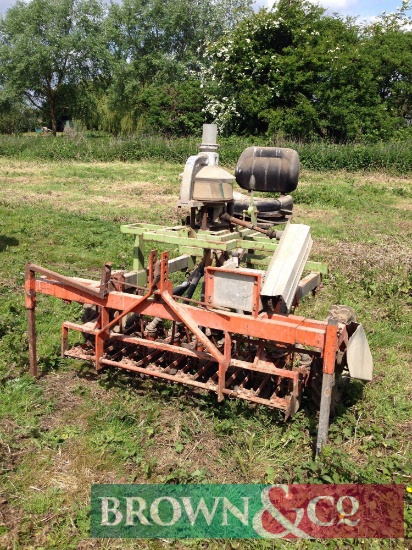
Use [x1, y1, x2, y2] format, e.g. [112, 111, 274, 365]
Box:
[91, 484, 404, 539]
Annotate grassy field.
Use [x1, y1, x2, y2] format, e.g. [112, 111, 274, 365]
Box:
[0, 158, 411, 548]
[1, 133, 412, 173]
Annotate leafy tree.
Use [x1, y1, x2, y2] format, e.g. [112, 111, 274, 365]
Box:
[103, 0, 253, 135]
[107, 0, 253, 72]
[361, 1, 412, 133]
[130, 79, 207, 136]
[0, 0, 107, 135]
[202, 0, 412, 141]
[0, 92, 36, 134]
[202, 1, 352, 137]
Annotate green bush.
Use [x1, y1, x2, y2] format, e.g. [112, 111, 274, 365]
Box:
[0, 133, 411, 173]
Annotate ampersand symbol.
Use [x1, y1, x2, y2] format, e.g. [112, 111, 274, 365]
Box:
[252, 485, 311, 539]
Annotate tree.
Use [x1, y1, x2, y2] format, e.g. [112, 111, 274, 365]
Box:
[202, 0, 412, 141]
[202, 0, 363, 138]
[361, 1, 412, 132]
[0, 91, 36, 134]
[102, 0, 253, 135]
[0, 0, 107, 135]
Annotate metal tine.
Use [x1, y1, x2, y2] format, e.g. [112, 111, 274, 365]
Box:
[111, 347, 162, 368]
[181, 361, 193, 374]
[125, 346, 145, 361]
[226, 368, 243, 386]
[255, 374, 271, 397]
[210, 369, 219, 382]
[124, 320, 141, 335]
[163, 355, 186, 373]
[192, 360, 214, 380]
[130, 349, 163, 369]
[109, 342, 136, 361]
[239, 371, 251, 389]
[271, 376, 282, 397]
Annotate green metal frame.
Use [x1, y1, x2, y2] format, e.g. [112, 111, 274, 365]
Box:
[121, 223, 328, 284]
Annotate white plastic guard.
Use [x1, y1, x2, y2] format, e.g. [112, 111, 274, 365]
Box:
[346, 323, 374, 381]
[261, 223, 313, 311]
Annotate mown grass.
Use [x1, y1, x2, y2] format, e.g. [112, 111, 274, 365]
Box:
[1, 133, 412, 173]
[0, 158, 411, 548]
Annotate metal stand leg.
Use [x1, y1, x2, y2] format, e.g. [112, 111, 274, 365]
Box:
[25, 265, 37, 377]
[316, 317, 338, 455]
[316, 372, 334, 455]
[27, 308, 37, 377]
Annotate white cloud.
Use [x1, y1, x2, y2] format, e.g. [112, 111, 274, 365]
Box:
[267, 0, 357, 11]
[313, 0, 357, 10]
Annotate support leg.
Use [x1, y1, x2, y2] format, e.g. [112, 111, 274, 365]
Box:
[218, 331, 232, 402]
[27, 307, 37, 377]
[316, 372, 334, 455]
[95, 307, 110, 371]
[62, 324, 69, 358]
[316, 318, 338, 455]
[25, 266, 37, 377]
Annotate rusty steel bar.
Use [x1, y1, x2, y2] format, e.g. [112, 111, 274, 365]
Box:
[64, 348, 95, 362]
[220, 212, 278, 239]
[31, 276, 332, 332]
[230, 358, 301, 378]
[32, 279, 330, 349]
[322, 318, 339, 375]
[26, 262, 112, 299]
[25, 265, 37, 376]
[222, 387, 287, 410]
[112, 333, 212, 361]
[63, 320, 98, 335]
[100, 358, 217, 391]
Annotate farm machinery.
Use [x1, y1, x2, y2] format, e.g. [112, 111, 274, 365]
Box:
[25, 125, 373, 453]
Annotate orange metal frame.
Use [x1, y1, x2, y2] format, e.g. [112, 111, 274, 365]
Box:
[25, 252, 344, 419]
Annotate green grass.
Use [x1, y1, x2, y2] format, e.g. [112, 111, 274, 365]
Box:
[0, 159, 411, 548]
[1, 133, 412, 173]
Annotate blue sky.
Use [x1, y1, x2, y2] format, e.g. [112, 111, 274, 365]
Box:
[0, 0, 410, 22]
